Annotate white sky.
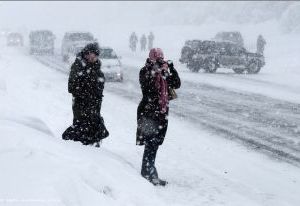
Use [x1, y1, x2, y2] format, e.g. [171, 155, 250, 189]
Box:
[0, 1, 298, 41]
[0, 1, 294, 30]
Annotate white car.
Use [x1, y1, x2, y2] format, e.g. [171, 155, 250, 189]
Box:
[100, 47, 123, 82]
[7, 32, 24, 47]
[61, 31, 95, 62]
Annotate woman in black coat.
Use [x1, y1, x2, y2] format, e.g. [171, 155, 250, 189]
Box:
[62, 42, 109, 146]
[136, 48, 181, 186]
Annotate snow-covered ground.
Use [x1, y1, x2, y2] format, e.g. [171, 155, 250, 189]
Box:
[1, 28, 300, 206]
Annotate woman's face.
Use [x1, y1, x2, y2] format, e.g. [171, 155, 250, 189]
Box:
[156, 57, 165, 65]
[85, 52, 98, 63]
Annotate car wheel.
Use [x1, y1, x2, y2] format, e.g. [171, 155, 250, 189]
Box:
[247, 60, 261, 74]
[181, 46, 193, 64]
[204, 57, 218, 73]
[233, 68, 245, 74]
[188, 64, 200, 72]
[192, 67, 201, 72]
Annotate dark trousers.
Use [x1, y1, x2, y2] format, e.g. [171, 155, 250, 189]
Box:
[141, 142, 159, 180]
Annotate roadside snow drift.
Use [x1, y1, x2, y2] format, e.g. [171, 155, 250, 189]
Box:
[1, 45, 300, 206]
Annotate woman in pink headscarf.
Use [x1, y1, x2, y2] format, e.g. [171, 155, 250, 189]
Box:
[136, 48, 181, 186]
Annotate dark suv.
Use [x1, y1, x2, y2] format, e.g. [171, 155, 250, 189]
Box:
[29, 30, 55, 55]
[180, 32, 265, 74]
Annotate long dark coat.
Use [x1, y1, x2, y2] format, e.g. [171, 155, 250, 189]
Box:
[136, 59, 181, 146]
[62, 53, 109, 144]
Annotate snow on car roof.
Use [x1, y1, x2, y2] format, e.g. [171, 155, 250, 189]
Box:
[65, 31, 92, 35]
[100, 46, 113, 50]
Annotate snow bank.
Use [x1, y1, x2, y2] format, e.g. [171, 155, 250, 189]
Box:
[1, 42, 300, 206]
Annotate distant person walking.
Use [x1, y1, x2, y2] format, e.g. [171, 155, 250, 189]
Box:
[256, 34, 266, 55]
[148, 32, 154, 50]
[140, 34, 147, 51]
[129, 32, 138, 52]
[136, 48, 181, 186]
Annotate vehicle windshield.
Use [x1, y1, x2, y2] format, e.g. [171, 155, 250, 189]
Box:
[68, 33, 94, 41]
[31, 32, 54, 42]
[100, 48, 118, 59]
[215, 32, 243, 46]
[9, 33, 22, 38]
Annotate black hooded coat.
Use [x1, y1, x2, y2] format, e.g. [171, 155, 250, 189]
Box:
[62, 47, 109, 144]
[136, 59, 181, 146]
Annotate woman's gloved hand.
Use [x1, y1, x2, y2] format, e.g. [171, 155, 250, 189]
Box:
[167, 60, 174, 69]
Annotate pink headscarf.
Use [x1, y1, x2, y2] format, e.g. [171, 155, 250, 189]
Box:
[149, 48, 169, 113]
[149, 48, 164, 61]
[155, 65, 169, 113]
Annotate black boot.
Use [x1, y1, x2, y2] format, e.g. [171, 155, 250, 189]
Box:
[150, 178, 168, 186]
[141, 143, 167, 186]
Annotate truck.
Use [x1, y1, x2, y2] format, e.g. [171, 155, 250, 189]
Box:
[29, 30, 55, 55]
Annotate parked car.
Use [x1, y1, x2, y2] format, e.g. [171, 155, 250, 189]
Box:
[180, 32, 265, 74]
[61, 31, 95, 62]
[0, 29, 10, 37]
[29, 30, 55, 55]
[7, 32, 23, 46]
[100, 47, 123, 82]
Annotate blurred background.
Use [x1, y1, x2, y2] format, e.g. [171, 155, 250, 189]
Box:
[1, 1, 300, 72]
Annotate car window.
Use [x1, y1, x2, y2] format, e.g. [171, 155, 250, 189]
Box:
[9, 33, 21, 38]
[31, 32, 53, 40]
[68, 33, 94, 41]
[215, 32, 243, 46]
[100, 49, 118, 59]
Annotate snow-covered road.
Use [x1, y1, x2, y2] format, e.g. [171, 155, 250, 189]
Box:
[33, 51, 300, 166]
[1, 46, 300, 206]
